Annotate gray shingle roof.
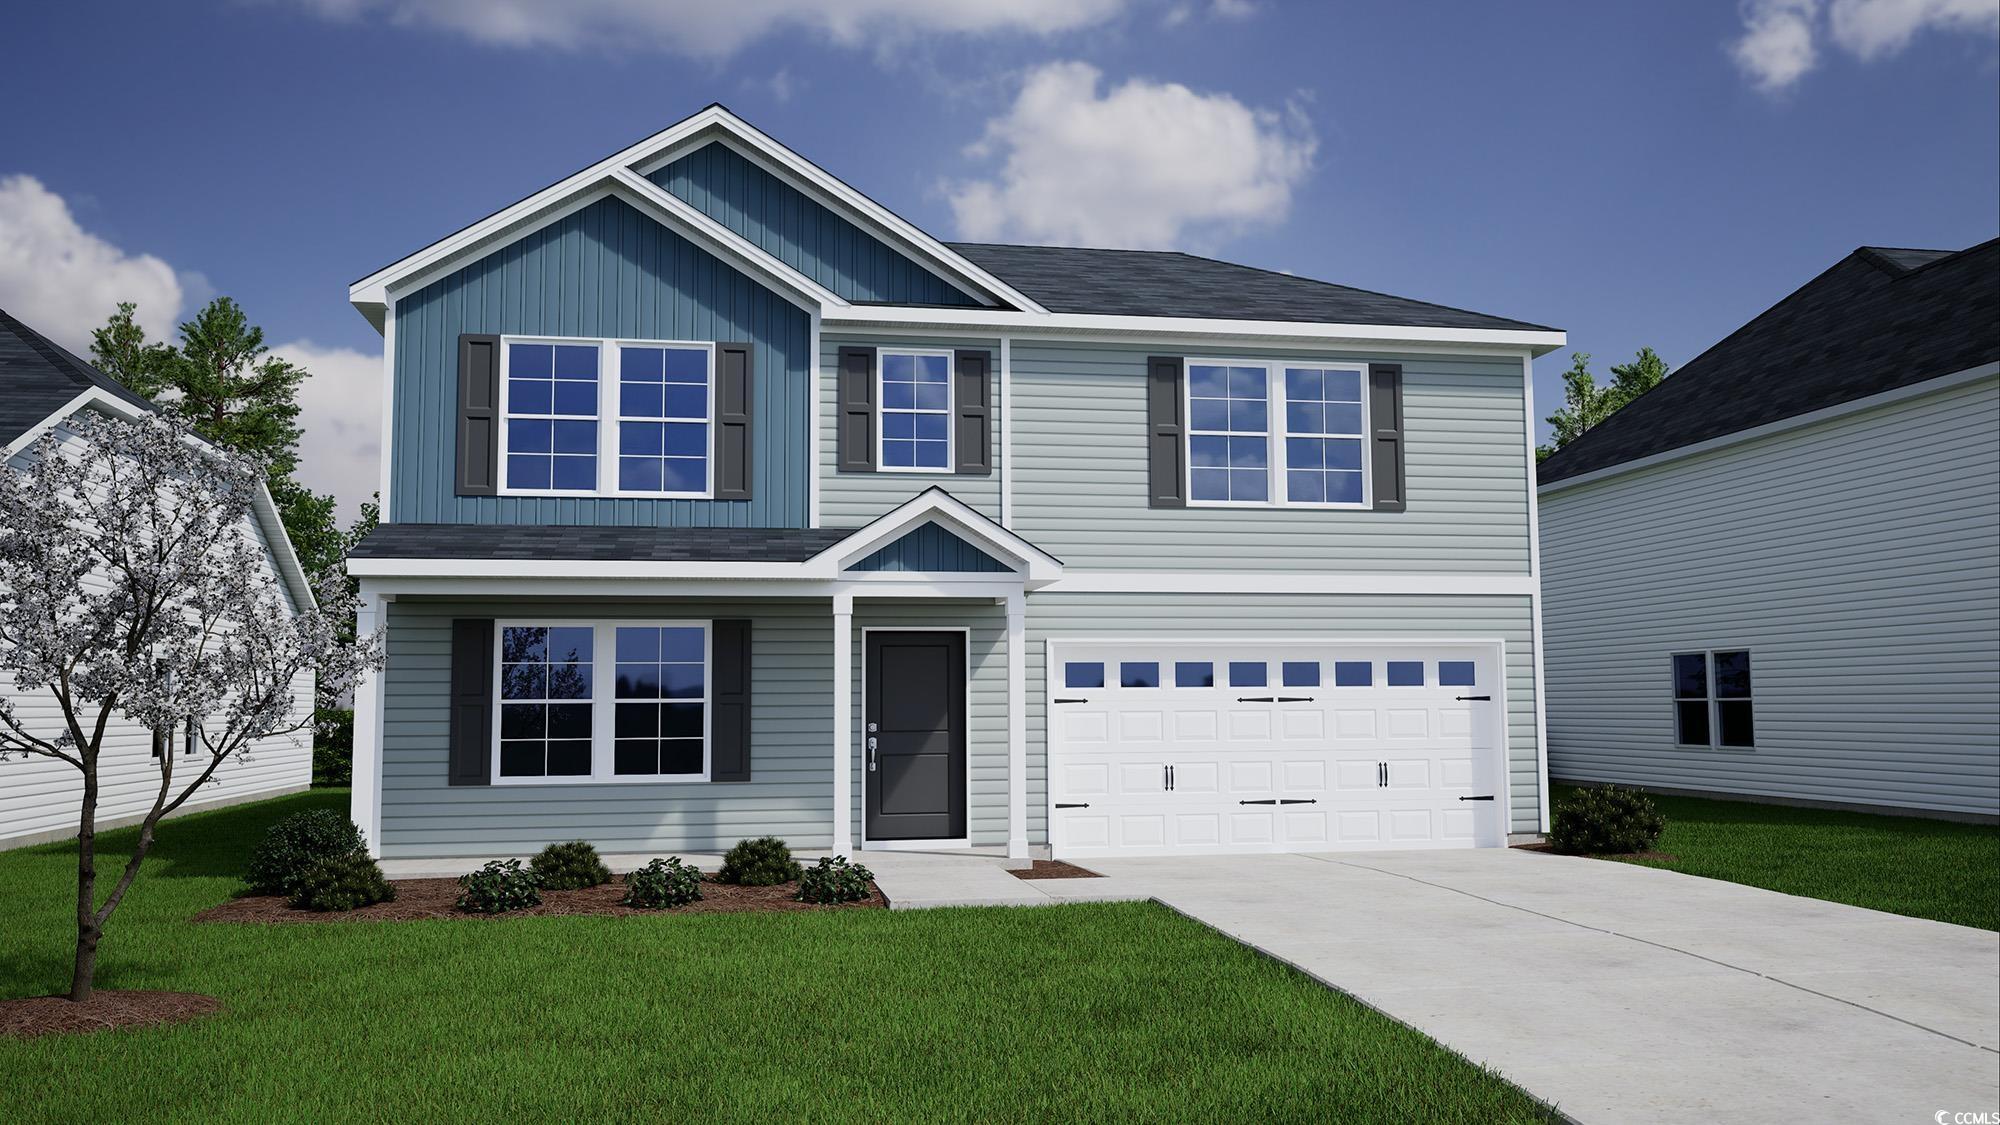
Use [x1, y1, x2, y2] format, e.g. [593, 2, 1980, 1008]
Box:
[943, 243, 1553, 331]
[350, 523, 852, 563]
[1538, 238, 2000, 485]
[0, 307, 154, 447]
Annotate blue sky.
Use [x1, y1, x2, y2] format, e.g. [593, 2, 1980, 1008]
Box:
[2, 0, 1994, 517]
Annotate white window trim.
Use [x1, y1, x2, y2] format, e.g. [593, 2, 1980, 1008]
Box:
[1672, 649, 1755, 752]
[875, 347, 955, 474]
[495, 335, 717, 500]
[1183, 357, 1372, 510]
[491, 619, 714, 785]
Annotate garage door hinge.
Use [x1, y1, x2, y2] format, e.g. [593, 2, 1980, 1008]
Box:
[1455, 695, 1491, 701]
[1055, 802, 1090, 809]
[1239, 799, 1278, 805]
[1458, 795, 1495, 801]
[1276, 696, 1315, 703]
[1236, 696, 1275, 702]
[1277, 798, 1317, 805]
[1053, 697, 1087, 704]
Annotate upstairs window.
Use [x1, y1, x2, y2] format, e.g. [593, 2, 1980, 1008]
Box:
[1674, 650, 1755, 749]
[1187, 359, 1369, 508]
[499, 336, 715, 498]
[879, 351, 952, 471]
[504, 342, 599, 492]
[617, 344, 712, 496]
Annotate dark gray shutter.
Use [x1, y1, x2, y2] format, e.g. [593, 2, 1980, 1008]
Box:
[710, 619, 752, 783]
[953, 350, 992, 476]
[1147, 356, 1186, 508]
[456, 334, 500, 496]
[448, 619, 494, 786]
[837, 346, 876, 472]
[715, 342, 753, 500]
[1369, 363, 1406, 512]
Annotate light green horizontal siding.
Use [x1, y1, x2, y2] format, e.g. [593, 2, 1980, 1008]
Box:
[819, 335, 1002, 526]
[1541, 375, 2000, 817]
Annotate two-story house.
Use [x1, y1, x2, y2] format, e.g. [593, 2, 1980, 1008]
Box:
[344, 105, 1565, 862]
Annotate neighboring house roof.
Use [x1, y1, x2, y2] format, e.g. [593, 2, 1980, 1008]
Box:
[349, 523, 852, 563]
[1537, 238, 2000, 485]
[943, 243, 1552, 332]
[0, 306, 153, 447]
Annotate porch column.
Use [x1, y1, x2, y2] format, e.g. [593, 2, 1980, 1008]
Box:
[831, 591, 854, 855]
[1006, 589, 1028, 859]
[351, 586, 388, 859]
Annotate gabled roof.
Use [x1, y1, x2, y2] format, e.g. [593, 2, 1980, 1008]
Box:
[945, 243, 1551, 332]
[1538, 238, 2000, 486]
[0, 306, 153, 447]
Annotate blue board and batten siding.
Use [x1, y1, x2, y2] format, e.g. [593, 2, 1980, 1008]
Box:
[850, 523, 1011, 573]
[390, 195, 810, 527]
[649, 143, 982, 307]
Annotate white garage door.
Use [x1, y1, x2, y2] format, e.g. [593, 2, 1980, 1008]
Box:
[1049, 641, 1508, 857]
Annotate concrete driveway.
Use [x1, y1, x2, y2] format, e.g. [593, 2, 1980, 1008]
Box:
[1077, 849, 2000, 1124]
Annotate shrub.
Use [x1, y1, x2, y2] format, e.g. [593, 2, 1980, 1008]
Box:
[529, 840, 612, 890]
[1548, 785, 1667, 855]
[288, 853, 397, 912]
[716, 836, 802, 886]
[796, 856, 874, 904]
[456, 859, 542, 914]
[245, 808, 367, 896]
[622, 857, 704, 909]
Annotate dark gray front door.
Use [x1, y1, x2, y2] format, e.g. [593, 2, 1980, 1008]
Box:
[865, 631, 966, 841]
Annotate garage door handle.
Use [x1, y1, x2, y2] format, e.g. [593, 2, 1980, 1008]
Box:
[1458, 795, 1495, 802]
[1054, 697, 1088, 704]
[1239, 799, 1278, 805]
[1055, 802, 1090, 809]
[1455, 695, 1491, 701]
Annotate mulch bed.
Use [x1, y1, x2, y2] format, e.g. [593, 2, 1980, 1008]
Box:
[1009, 860, 1103, 880]
[1513, 842, 1680, 863]
[0, 991, 221, 1039]
[193, 877, 884, 923]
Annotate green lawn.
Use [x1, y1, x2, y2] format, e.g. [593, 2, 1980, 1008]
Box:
[1556, 785, 2000, 930]
[1, 792, 1552, 1123]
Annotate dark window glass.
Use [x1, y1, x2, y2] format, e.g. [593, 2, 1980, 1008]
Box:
[1064, 662, 1104, 689]
[1120, 662, 1160, 688]
[1281, 661, 1319, 687]
[1673, 653, 1707, 699]
[1713, 651, 1752, 698]
[546, 740, 592, 775]
[1716, 701, 1755, 748]
[497, 625, 593, 778]
[499, 742, 543, 777]
[1387, 661, 1424, 687]
[1676, 701, 1711, 746]
[615, 741, 657, 776]
[1438, 661, 1475, 687]
[1228, 661, 1266, 687]
[1174, 661, 1213, 688]
[1334, 661, 1372, 687]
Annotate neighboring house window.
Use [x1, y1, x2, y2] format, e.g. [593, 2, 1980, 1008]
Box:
[499, 337, 715, 498]
[879, 350, 952, 471]
[1673, 650, 1754, 749]
[1187, 359, 1369, 507]
[494, 621, 711, 783]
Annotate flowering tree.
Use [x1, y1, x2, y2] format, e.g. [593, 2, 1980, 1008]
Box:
[0, 411, 383, 1002]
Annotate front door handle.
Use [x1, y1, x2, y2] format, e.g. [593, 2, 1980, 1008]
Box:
[867, 737, 877, 772]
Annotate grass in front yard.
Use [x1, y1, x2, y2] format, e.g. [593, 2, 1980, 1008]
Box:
[1556, 785, 2000, 930]
[0, 791, 1553, 1123]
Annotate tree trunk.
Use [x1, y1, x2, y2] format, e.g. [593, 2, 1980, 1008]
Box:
[69, 763, 101, 1003]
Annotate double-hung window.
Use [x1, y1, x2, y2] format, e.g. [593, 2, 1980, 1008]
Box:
[1187, 360, 1369, 507]
[1673, 650, 1755, 749]
[495, 621, 711, 783]
[878, 350, 953, 471]
[499, 337, 715, 498]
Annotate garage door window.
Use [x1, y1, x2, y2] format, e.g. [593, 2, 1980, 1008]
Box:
[1065, 662, 1105, 689]
[1175, 661, 1214, 687]
[1228, 661, 1266, 687]
[1120, 662, 1161, 688]
[1334, 661, 1372, 687]
[1282, 661, 1319, 687]
[1387, 661, 1425, 687]
[1439, 661, 1475, 687]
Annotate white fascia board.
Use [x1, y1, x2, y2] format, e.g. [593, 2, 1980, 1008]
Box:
[251, 479, 319, 613]
[344, 557, 816, 581]
[1537, 362, 2000, 497]
[808, 488, 1063, 583]
[1, 387, 106, 458]
[1037, 571, 1537, 596]
[824, 305, 1566, 356]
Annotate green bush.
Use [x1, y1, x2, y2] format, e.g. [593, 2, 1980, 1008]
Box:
[716, 836, 802, 886]
[245, 808, 367, 896]
[288, 853, 397, 912]
[529, 840, 612, 890]
[622, 857, 704, 909]
[1548, 785, 1668, 855]
[456, 859, 542, 914]
[311, 706, 354, 787]
[796, 856, 874, 904]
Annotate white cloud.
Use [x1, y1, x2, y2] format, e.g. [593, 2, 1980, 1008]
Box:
[1731, 0, 1998, 91]
[0, 174, 182, 353]
[289, 0, 1131, 56]
[945, 62, 1315, 249]
[273, 340, 383, 524]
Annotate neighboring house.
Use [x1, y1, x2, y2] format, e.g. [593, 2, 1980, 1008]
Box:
[0, 308, 319, 849]
[1538, 241, 2000, 822]
[343, 104, 1566, 862]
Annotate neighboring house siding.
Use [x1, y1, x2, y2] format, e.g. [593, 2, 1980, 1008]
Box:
[377, 597, 834, 858]
[1540, 374, 2000, 818]
[1010, 342, 1533, 571]
[648, 142, 981, 307]
[818, 335, 1003, 526]
[1, 414, 313, 850]
[1023, 592, 1544, 840]
[390, 195, 812, 528]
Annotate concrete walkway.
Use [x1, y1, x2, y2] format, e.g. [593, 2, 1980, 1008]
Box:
[1079, 849, 2000, 1124]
